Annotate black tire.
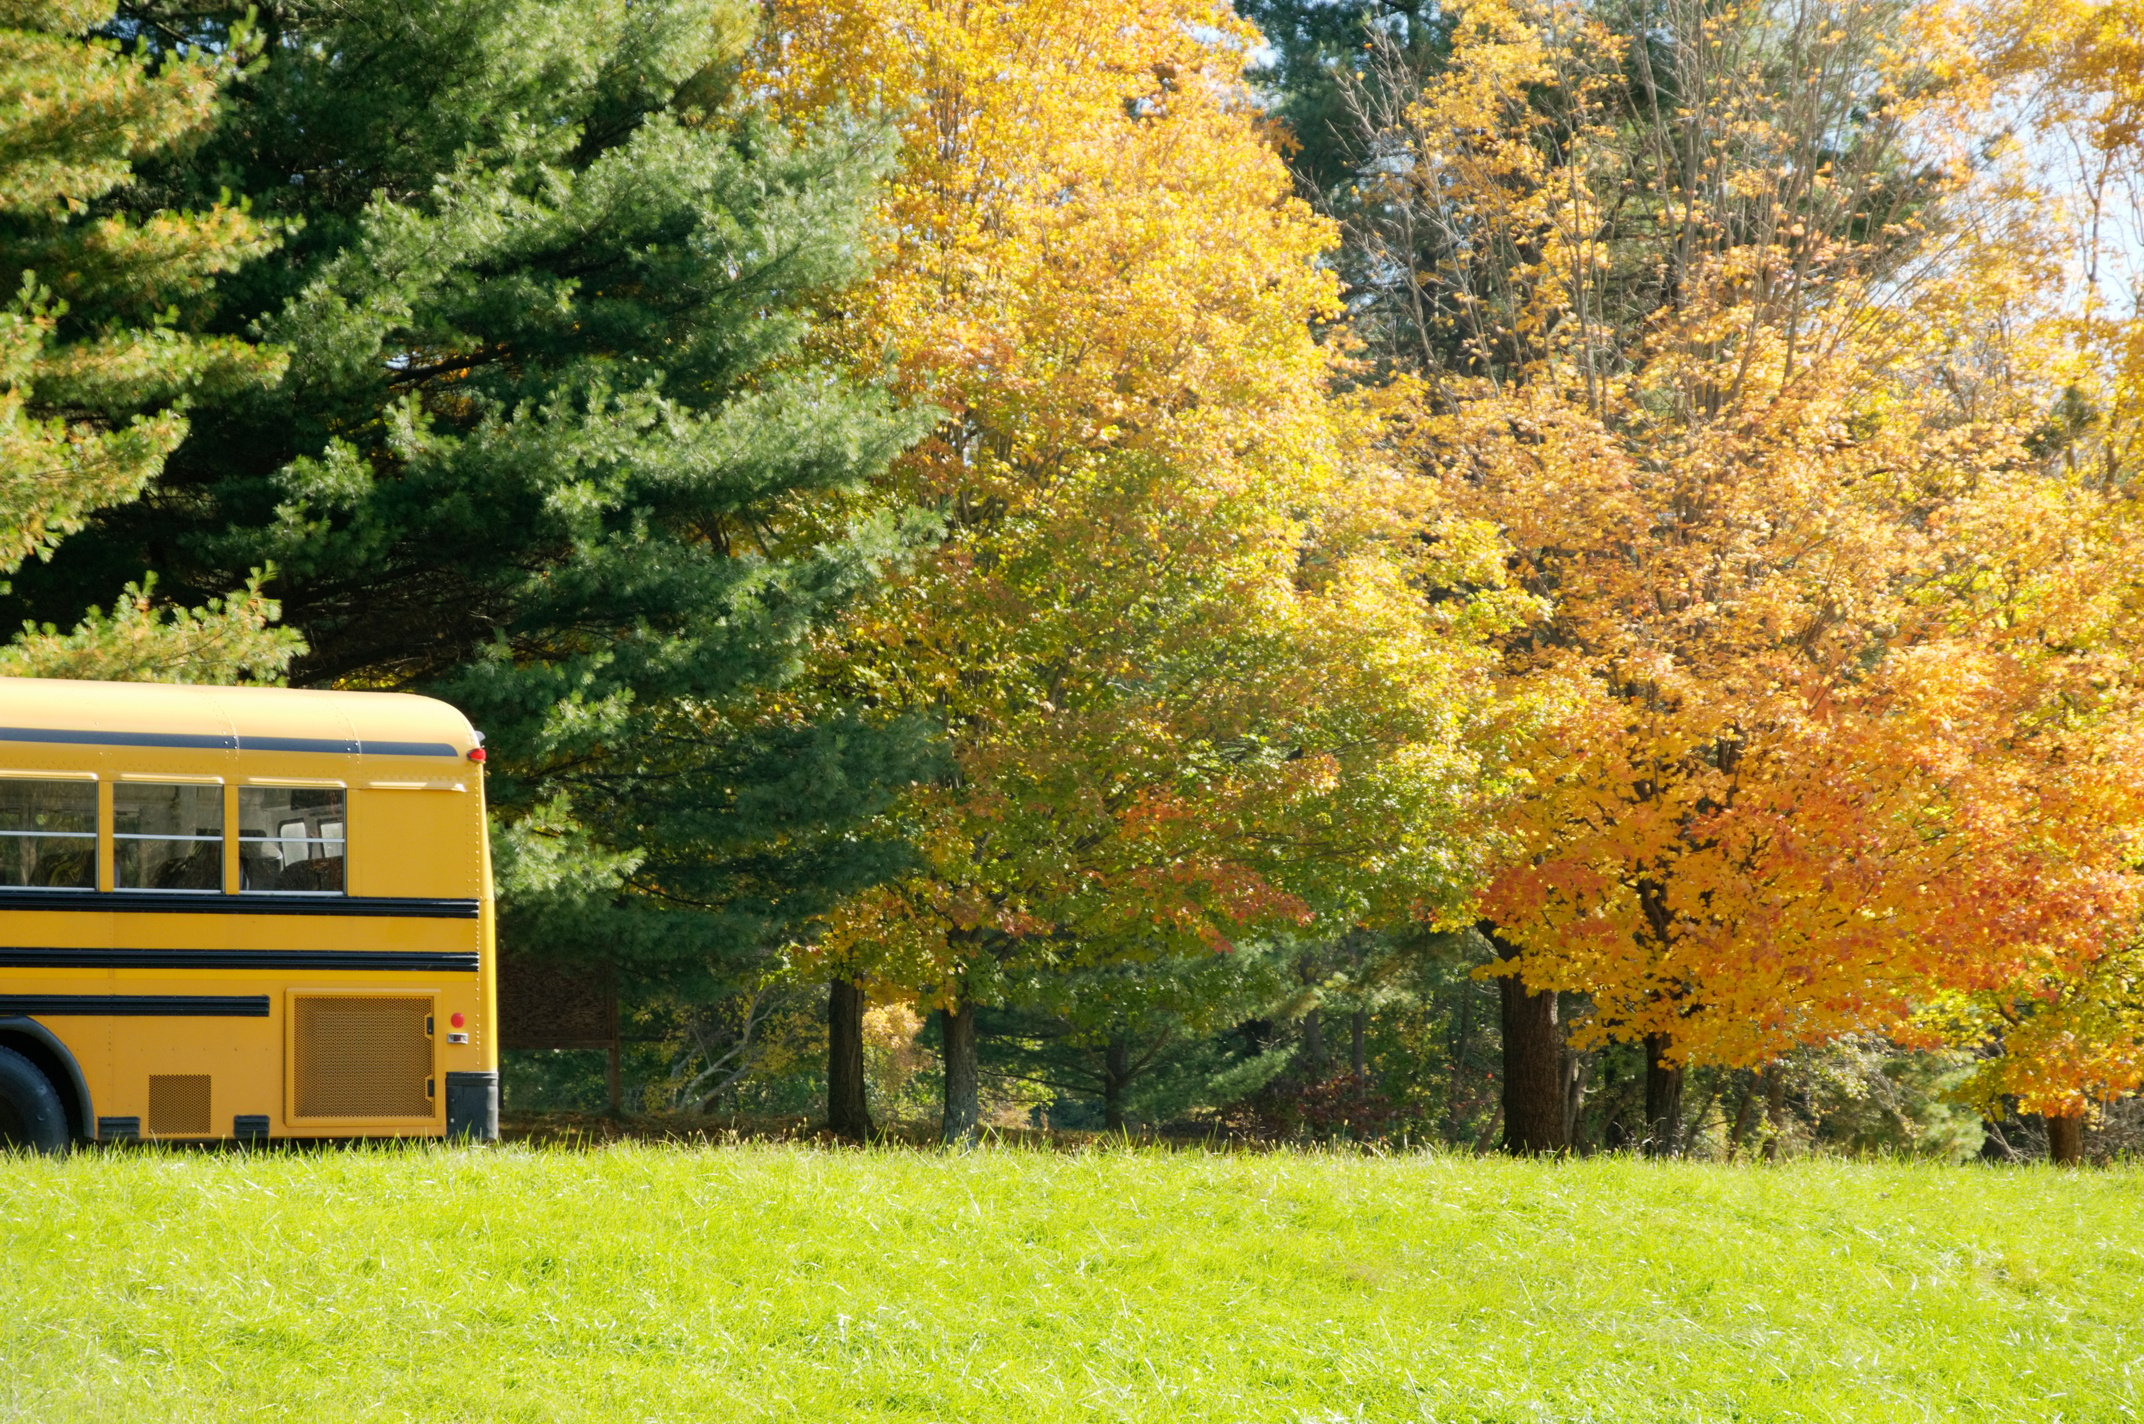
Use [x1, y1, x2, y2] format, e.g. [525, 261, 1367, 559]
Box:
[0, 1045, 69, 1154]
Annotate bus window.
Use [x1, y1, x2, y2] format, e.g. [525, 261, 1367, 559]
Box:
[238, 787, 346, 893]
[114, 783, 224, 892]
[0, 780, 96, 889]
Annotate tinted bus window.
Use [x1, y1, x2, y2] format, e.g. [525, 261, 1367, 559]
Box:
[239, 787, 346, 893]
[0, 780, 96, 888]
[114, 783, 224, 891]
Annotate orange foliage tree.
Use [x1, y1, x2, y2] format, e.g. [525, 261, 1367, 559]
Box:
[1352, 0, 2144, 1150]
[751, 0, 1524, 1138]
[1919, 0, 2144, 1151]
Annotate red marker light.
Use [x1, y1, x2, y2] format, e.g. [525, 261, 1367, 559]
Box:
[450, 1012, 466, 1028]
[467, 747, 487, 762]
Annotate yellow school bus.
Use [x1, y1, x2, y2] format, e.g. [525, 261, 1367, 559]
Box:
[0, 678, 497, 1150]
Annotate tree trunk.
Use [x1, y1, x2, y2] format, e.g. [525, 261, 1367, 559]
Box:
[2046, 1112, 2085, 1166]
[940, 1002, 979, 1145]
[1472, 1104, 1504, 1154]
[1561, 1043, 1589, 1151]
[1103, 1034, 1131, 1133]
[1299, 1007, 1326, 1079]
[1445, 981, 1476, 1137]
[1725, 1070, 1758, 1162]
[1498, 973, 1566, 1154]
[826, 977, 871, 1142]
[1350, 1008, 1368, 1081]
[1761, 1064, 1788, 1160]
[1642, 1033, 1684, 1157]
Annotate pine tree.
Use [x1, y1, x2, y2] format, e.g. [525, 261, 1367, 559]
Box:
[0, 0, 293, 680]
[975, 951, 1298, 1133]
[7, 0, 937, 988]
[1239, 1, 1449, 201]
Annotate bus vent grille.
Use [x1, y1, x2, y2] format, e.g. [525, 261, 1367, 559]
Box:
[147, 1075, 212, 1136]
[293, 996, 434, 1119]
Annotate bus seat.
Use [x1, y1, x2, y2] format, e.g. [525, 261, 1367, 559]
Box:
[28, 849, 93, 888]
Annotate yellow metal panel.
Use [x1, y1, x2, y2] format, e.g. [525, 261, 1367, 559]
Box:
[96, 780, 112, 893]
[0, 906, 478, 952]
[221, 784, 237, 895]
[103, 993, 282, 1129]
[3, 680, 238, 744]
[346, 788, 483, 899]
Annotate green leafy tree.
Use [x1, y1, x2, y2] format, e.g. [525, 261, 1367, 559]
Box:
[8, 0, 936, 990]
[0, 0, 292, 679]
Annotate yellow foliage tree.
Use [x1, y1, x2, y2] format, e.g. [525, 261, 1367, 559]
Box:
[752, 0, 1521, 1138]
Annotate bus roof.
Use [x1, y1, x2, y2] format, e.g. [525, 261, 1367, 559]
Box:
[0, 679, 479, 759]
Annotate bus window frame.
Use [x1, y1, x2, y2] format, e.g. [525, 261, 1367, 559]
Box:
[234, 781, 349, 897]
[110, 776, 227, 896]
[0, 771, 100, 893]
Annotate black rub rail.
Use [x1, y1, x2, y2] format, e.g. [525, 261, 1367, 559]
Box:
[0, 994, 271, 1017]
[0, 948, 479, 973]
[0, 889, 481, 919]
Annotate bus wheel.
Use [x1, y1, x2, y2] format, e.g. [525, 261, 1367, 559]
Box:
[0, 1046, 69, 1154]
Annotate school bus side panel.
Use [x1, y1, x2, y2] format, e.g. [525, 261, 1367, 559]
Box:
[347, 786, 484, 901]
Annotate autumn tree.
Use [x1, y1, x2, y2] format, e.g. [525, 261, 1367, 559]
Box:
[1240, 2, 1451, 209]
[1339, 0, 2144, 1152]
[753, 0, 1520, 1142]
[0, 0, 292, 681]
[1913, 0, 2144, 1159]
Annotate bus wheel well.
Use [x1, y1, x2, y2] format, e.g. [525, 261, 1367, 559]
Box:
[0, 1022, 89, 1142]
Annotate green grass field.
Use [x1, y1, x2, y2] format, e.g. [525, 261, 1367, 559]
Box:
[1, 1144, 2137, 1423]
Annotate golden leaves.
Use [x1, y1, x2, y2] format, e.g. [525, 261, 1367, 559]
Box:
[760, 0, 1508, 988]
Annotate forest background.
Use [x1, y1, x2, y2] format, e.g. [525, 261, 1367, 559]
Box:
[6, 0, 2143, 1162]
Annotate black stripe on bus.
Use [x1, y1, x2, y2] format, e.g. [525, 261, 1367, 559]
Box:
[0, 726, 233, 750]
[0, 994, 270, 1017]
[0, 948, 479, 973]
[235, 734, 355, 753]
[0, 890, 481, 919]
[0, 726, 460, 757]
